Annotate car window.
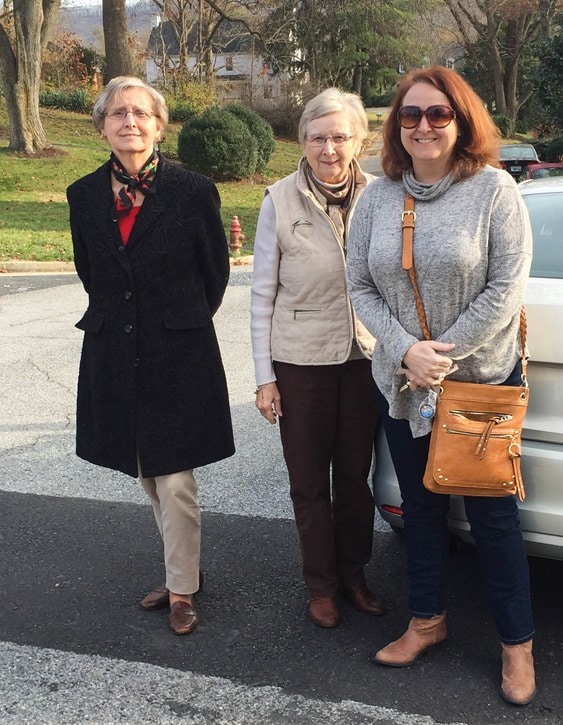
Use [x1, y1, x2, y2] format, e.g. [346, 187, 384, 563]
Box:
[500, 145, 538, 161]
[522, 192, 563, 279]
[531, 168, 563, 179]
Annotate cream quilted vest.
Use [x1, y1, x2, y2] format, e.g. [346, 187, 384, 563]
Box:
[267, 158, 376, 365]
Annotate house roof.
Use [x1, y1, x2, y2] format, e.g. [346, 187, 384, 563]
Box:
[147, 19, 256, 56]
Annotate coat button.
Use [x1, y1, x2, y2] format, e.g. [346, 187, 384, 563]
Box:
[124, 324, 133, 333]
[118, 245, 125, 252]
[134, 358, 140, 367]
[124, 290, 132, 300]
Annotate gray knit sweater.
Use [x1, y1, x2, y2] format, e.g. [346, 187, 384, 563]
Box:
[346, 165, 532, 437]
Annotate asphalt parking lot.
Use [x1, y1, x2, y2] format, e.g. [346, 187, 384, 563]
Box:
[0, 268, 561, 725]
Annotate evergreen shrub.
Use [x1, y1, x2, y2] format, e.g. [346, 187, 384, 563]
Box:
[541, 135, 563, 161]
[39, 89, 93, 113]
[168, 100, 199, 124]
[167, 83, 217, 123]
[255, 100, 302, 140]
[492, 114, 514, 138]
[224, 103, 275, 173]
[178, 106, 259, 180]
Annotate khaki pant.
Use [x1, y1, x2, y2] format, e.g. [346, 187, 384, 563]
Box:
[139, 468, 201, 595]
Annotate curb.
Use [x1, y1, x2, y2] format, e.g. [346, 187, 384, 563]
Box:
[0, 255, 254, 275]
[0, 261, 76, 274]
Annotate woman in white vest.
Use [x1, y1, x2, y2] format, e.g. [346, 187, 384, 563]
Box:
[251, 88, 384, 628]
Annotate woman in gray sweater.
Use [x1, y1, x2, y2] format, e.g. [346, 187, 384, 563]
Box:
[346, 67, 535, 705]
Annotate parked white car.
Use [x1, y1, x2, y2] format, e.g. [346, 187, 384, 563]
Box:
[373, 177, 563, 560]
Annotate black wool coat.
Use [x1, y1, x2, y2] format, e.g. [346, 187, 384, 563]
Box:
[67, 156, 235, 478]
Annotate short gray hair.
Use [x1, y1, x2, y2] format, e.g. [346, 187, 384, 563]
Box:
[298, 88, 368, 154]
[92, 76, 169, 131]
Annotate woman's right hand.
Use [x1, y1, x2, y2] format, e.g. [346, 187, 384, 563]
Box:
[255, 382, 283, 424]
[399, 340, 456, 390]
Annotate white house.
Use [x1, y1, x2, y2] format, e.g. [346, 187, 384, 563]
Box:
[146, 19, 285, 105]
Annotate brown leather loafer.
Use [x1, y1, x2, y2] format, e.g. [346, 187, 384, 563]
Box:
[169, 600, 198, 635]
[342, 583, 386, 616]
[308, 596, 340, 628]
[140, 583, 169, 610]
[140, 570, 204, 610]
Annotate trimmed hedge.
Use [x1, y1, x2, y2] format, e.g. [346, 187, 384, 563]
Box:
[224, 103, 275, 173]
[39, 89, 93, 113]
[178, 106, 259, 180]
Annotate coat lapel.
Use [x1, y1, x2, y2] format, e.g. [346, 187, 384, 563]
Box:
[83, 163, 124, 253]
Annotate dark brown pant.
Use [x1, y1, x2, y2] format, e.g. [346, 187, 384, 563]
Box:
[275, 359, 379, 597]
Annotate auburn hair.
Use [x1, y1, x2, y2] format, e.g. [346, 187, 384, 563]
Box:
[381, 66, 501, 181]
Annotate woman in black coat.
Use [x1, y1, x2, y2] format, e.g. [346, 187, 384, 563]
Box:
[67, 76, 234, 635]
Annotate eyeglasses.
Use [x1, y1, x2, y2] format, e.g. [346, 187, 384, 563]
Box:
[105, 108, 155, 121]
[306, 134, 354, 147]
[397, 105, 456, 129]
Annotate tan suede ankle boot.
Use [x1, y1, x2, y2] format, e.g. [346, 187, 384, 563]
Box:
[374, 612, 447, 667]
[501, 640, 536, 705]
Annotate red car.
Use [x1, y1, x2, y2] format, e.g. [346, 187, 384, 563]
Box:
[519, 162, 563, 181]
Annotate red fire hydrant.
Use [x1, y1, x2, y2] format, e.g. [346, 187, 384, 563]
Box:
[229, 215, 243, 255]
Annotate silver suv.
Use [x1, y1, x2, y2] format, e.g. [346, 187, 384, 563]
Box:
[373, 177, 563, 560]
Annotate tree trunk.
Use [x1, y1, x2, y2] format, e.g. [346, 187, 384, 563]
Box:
[352, 64, 362, 95]
[0, 0, 59, 153]
[490, 45, 507, 116]
[504, 54, 524, 121]
[102, 0, 133, 82]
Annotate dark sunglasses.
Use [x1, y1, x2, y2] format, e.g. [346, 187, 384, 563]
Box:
[397, 105, 457, 129]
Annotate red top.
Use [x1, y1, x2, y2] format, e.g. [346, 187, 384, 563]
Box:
[117, 205, 141, 245]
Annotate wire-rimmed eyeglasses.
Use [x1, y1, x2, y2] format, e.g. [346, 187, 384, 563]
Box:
[105, 108, 155, 121]
[306, 134, 354, 147]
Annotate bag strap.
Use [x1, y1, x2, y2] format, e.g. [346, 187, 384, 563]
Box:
[401, 193, 431, 341]
[401, 193, 528, 383]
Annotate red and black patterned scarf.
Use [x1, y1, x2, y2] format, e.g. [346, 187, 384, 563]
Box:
[111, 151, 160, 219]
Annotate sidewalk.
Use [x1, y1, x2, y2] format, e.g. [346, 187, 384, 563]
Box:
[0, 260, 76, 274]
[0, 255, 254, 275]
[360, 127, 383, 176]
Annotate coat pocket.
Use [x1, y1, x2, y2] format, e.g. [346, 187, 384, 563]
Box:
[75, 309, 104, 332]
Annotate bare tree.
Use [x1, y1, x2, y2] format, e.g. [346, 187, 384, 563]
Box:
[102, 0, 134, 82]
[0, 0, 59, 153]
[149, 0, 264, 89]
[440, 0, 563, 119]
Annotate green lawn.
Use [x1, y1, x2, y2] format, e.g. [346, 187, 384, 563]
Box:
[0, 101, 302, 261]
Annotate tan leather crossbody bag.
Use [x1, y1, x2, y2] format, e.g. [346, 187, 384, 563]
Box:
[401, 193, 529, 501]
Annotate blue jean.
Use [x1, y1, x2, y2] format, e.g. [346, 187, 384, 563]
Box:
[375, 367, 534, 644]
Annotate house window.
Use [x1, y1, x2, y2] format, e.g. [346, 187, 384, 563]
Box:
[225, 56, 233, 71]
